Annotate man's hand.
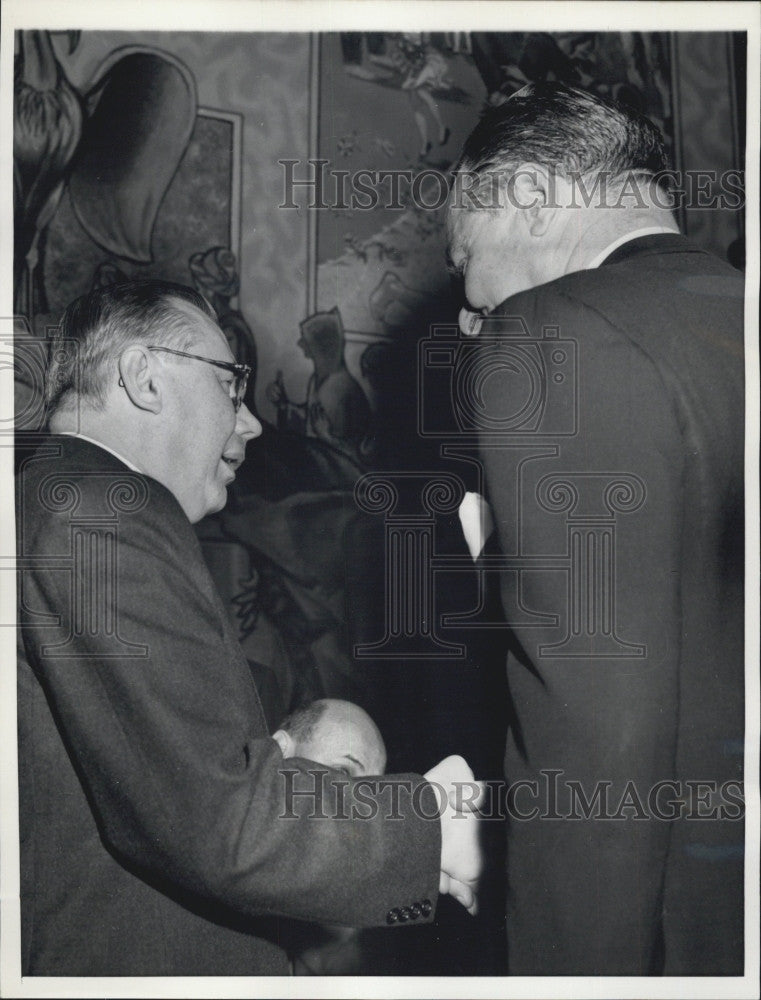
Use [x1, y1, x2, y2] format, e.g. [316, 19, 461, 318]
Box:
[424, 755, 484, 916]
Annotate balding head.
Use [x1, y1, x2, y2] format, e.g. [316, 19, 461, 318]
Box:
[274, 699, 386, 777]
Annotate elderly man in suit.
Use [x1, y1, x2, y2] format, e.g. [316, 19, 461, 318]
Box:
[16, 279, 481, 976]
[447, 83, 744, 975]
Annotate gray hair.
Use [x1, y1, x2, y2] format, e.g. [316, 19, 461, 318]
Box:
[45, 279, 216, 416]
[455, 81, 669, 186]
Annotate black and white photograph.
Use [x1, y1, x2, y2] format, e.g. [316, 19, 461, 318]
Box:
[1, 2, 759, 997]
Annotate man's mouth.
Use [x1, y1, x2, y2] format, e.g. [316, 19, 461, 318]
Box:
[221, 453, 242, 478]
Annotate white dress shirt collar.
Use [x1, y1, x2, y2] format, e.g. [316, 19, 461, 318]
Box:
[586, 226, 680, 269]
[58, 431, 142, 473]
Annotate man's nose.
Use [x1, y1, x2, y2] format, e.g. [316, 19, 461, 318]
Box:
[235, 402, 263, 441]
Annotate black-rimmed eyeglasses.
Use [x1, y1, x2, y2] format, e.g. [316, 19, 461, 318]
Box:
[147, 346, 252, 411]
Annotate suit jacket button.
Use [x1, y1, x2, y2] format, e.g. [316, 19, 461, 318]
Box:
[398, 906, 411, 922]
[421, 899, 432, 916]
[386, 909, 399, 924]
[410, 903, 421, 918]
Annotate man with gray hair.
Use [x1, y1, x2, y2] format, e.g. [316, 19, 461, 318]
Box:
[447, 83, 744, 974]
[17, 279, 482, 976]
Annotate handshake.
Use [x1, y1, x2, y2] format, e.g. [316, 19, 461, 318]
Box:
[424, 755, 485, 916]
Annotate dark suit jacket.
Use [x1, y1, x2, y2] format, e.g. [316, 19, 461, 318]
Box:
[17, 435, 440, 975]
[477, 234, 744, 974]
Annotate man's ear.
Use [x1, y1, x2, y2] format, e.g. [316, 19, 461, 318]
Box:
[510, 163, 557, 237]
[118, 346, 162, 413]
[272, 729, 295, 758]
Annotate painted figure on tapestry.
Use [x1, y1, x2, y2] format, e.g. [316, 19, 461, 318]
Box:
[267, 307, 371, 465]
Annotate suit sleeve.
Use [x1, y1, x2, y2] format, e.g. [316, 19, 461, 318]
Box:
[20, 481, 440, 928]
[481, 286, 686, 974]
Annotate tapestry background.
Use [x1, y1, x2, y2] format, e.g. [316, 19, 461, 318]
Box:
[13, 28, 746, 975]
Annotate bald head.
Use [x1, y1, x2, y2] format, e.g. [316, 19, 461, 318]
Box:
[273, 699, 386, 777]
